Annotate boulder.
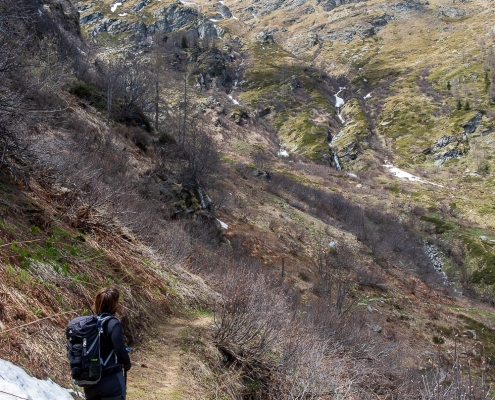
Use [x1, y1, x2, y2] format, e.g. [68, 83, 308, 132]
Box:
[258, 28, 275, 44]
[201, 96, 222, 109]
[218, 4, 233, 18]
[307, 33, 319, 47]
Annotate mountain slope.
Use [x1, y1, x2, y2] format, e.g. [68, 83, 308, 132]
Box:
[1, 0, 495, 398]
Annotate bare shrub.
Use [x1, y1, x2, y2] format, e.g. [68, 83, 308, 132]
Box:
[415, 343, 494, 400]
[212, 264, 346, 398]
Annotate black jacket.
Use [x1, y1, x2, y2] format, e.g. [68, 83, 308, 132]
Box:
[100, 316, 131, 376]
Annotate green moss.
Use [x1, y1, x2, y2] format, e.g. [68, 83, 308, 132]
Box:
[420, 213, 456, 234]
[277, 109, 328, 161]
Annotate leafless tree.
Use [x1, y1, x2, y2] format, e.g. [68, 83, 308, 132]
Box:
[180, 124, 220, 193]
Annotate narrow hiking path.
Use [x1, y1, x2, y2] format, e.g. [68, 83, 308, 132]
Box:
[126, 315, 213, 400]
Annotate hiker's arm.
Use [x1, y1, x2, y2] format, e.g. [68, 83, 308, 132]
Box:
[111, 322, 132, 371]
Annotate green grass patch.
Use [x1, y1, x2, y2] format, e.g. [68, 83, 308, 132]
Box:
[420, 213, 456, 234]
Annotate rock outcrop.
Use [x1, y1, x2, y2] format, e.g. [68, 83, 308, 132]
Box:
[462, 112, 482, 137]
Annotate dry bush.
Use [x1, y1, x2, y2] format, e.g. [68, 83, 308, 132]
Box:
[210, 260, 415, 398]
[212, 265, 344, 398]
[402, 342, 495, 400]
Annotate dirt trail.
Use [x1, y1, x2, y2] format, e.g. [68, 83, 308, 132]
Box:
[126, 315, 211, 400]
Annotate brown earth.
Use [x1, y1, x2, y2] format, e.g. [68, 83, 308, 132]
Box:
[126, 315, 213, 400]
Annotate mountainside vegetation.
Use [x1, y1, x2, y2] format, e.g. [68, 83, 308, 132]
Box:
[1, 0, 495, 398]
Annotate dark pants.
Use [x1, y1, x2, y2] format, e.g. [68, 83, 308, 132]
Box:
[84, 372, 126, 400]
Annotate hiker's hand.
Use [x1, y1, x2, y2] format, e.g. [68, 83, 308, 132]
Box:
[124, 362, 132, 372]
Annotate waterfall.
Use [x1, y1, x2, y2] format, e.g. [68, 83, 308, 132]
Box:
[333, 153, 342, 171]
[328, 87, 346, 171]
[335, 87, 346, 125]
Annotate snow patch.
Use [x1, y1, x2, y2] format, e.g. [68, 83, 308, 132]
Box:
[383, 163, 444, 187]
[179, 0, 200, 5]
[227, 94, 239, 105]
[110, 2, 122, 12]
[278, 148, 289, 157]
[0, 358, 75, 400]
[364, 92, 372, 99]
[217, 219, 228, 229]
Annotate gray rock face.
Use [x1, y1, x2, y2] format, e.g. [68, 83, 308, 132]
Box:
[197, 21, 224, 39]
[80, 12, 103, 25]
[82, 3, 225, 46]
[258, 29, 275, 44]
[150, 5, 198, 34]
[261, 0, 286, 13]
[433, 135, 458, 152]
[95, 18, 119, 34]
[319, 0, 367, 12]
[218, 5, 233, 18]
[462, 112, 482, 136]
[357, 15, 392, 38]
[307, 33, 319, 47]
[132, 0, 152, 12]
[390, 0, 428, 13]
[323, 14, 391, 42]
[437, 6, 469, 18]
[433, 148, 463, 165]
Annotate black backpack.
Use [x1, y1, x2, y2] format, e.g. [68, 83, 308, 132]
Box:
[66, 313, 116, 387]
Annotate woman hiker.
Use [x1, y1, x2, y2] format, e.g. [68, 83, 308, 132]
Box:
[84, 287, 132, 400]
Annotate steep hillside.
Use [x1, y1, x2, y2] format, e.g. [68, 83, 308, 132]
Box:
[74, 0, 495, 299]
[1, 0, 495, 398]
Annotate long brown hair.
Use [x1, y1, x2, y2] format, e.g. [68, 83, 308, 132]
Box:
[93, 287, 120, 315]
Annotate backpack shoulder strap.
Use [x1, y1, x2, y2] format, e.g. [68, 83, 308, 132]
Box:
[97, 313, 119, 366]
[97, 313, 116, 328]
